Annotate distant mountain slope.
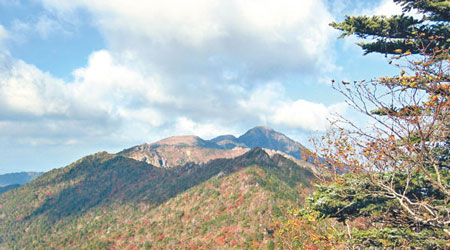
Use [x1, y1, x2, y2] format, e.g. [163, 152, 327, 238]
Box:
[120, 126, 312, 168]
[0, 171, 43, 186]
[0, 184, 20, 195]
[209, 134, 246, 149]
[0, 148, 314, 249]
[239, 126, 310, 159]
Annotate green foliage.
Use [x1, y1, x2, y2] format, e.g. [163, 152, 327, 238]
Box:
[0, 184, 20, 194]
[305, 0, 450, 249]
[331, 0, 450, 56]
[397, 0, 450, 21]
[0, 148, 315, 249]
[308, 171, 449, 248]
[275, 206, 346, 249]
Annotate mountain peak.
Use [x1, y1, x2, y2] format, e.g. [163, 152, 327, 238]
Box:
[153, 135, 203, 147]
[119, 126, 311, 169]
[237, 126, 308, 160]
[251, 126, 274, 131]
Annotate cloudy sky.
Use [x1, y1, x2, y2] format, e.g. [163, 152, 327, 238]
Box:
[0, 0, 402, 174]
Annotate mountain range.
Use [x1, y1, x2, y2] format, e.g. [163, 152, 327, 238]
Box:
[0, 172, 43, 195]
[0, 172, 43, 187]
[0, 126, 317, 249]
[120, 126, 313, 169]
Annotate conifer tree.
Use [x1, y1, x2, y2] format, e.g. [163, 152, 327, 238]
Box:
[305, 0, 450, 248]
[331, 0, 450, 57]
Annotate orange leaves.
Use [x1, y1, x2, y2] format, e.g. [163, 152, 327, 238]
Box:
[257, 171, 265, 178]
[301, 152, 308, 161]
[216, 235, 226, 245]
[157, 233, 165, 241]
[251, 241, 261, 248]
[403, 50, 412, 56]
[304, 243, 320, 250]
[274, 209, 342, 250]
[389, 135, 396, 142]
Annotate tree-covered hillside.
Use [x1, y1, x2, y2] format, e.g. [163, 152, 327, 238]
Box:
[0, 148, 314, 249]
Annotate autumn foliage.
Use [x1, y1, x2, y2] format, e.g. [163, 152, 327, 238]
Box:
[291, 0, 450, 249]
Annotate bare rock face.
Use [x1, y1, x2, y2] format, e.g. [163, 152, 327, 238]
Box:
[119, 126, 315, 170]
[119, 136, 250, 168]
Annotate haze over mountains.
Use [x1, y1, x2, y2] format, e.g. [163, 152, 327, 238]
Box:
[0, 126, 317, 249]
[0, 172, 43, 187]
[0, 172, 43, 195]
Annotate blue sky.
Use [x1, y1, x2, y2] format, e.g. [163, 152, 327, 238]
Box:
[0, 0, 403, 174]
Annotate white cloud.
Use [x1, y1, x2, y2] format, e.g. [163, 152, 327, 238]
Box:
[39, 0, 336, 78]
[373, 0, 403, 16]
[0, 1, 348, 154]
[34, 0, 341, 131]
[0, 0, 391, 174]
[273, 100, 333, 131]
[35, 15, 70, 39]
[70, 50, 171, 108]
[0, 51, 148, 142]
[6, 13, 77, 44]
[173, 117, 236, 139]
[0, 49, 345, 146]
[0, 53, 68, 116]
[0, 25, 8, 40]
[238, 82, 284, 123]
[239, 82, 347, 132]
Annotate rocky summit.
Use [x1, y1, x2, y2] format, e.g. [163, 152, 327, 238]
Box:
[0, 127, 317, 249]
[120, 126, 312, 168]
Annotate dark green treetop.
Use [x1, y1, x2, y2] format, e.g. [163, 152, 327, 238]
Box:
[331, 0, 450, 56]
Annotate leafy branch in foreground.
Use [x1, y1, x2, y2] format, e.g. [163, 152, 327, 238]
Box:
[303, 0, 450, 249]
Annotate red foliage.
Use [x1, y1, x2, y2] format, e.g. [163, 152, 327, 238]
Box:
[126, 244, 137, 250]
[305, 243, 319, 250]
[252, 241, 260, 247]
[352, 217, 369, 230]
[157, 233, 165, 241]
[217, 235, 226, 245]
